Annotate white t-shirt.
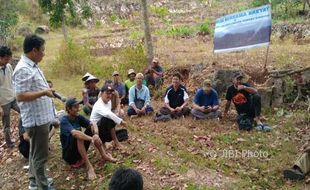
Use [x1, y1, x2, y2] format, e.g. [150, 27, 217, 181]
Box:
[0, 64, 15, 105]
[90, 98, 122, 125]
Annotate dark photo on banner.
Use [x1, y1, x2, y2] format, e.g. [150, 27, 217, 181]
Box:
[214, 5, 272, 53]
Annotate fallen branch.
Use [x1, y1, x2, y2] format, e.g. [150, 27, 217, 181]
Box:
[269, 66, 310, 78]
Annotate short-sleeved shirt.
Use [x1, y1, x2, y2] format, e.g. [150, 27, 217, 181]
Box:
[128, 85, 151, 107]
[83, 87, 100, 106]
[0, 64, 15, 105]
[194, 88, 219, 107]
[225, 83, 251, 114]
[124, 79, 136, 92]
[60, 115, 90, 150]
[164, 85, 189, 108]
[113, 82, 126, 98]
[13, 55, 55, 128]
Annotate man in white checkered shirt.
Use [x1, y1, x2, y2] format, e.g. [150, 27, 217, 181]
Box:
[13, 35, 55, 190]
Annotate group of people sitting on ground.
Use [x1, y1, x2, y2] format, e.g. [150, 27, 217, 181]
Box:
[0, 34, 307, 190]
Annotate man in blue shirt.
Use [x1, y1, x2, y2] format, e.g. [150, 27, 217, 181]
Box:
[127, 73, 154, 117]
[60, 98, 116, 180]
[191, 79, 220, 119]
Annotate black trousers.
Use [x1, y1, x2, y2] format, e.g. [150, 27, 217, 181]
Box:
[97, 117, 116, 143]
[249, 94, 261, 118]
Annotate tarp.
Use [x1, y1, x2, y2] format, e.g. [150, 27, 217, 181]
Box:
[214, 5, 272, 53]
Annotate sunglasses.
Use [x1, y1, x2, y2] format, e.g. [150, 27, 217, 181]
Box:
[113, 74, 119, 76]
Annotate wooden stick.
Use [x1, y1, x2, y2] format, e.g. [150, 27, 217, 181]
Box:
[263, 45, 270, 70]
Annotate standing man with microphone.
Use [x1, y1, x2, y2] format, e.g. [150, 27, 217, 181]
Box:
[13, 34, 55, 190]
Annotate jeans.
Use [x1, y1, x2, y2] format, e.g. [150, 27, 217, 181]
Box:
[1, 99, 20, 145]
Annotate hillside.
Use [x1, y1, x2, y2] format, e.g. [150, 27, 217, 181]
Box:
[0, 0, 310, 189]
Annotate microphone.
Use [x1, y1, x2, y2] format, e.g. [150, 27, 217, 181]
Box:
[52, 91, 67, 102]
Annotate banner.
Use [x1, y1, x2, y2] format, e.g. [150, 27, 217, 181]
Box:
[214, 5, 272, 53]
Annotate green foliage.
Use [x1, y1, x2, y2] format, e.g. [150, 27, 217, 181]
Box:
[129, 30, 144, 40]
[0, 0, 19, 42]
[119, 19, 131, 27]
[156, 25, 197, 37]
[199, 18, 211, 35]
[251, 0, 304, 20]
[112, 44, 147, 78]
[150, 6, 169, 18]
[95, 20, 102, 29]
[283, 76, 297, 103]
[7, 35, 24, 51]
[109, 14, 119, 22]
[38, 0, 92, 28]
[52, 39, 147, 81]
[52, 39, 92, 77]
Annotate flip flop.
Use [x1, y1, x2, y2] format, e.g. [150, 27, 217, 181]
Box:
[255, 124, 272, 132]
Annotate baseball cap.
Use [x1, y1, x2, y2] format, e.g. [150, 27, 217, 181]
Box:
[101, 85, 114, 93]
[65, 98, 82, 108]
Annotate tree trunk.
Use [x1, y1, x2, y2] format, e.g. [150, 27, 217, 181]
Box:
[62, 13, 68, 40]
[140, 0, 154, 65]
[307, 0, 310, 16]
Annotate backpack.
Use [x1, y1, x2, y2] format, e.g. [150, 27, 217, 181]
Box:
[134, 88, 145, 109]
[116, 129, 128, 142]
[237, 114, 254, 131]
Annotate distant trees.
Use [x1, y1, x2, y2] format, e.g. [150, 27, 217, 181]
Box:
[38, 0, 92, 39]
[252, 0, 310, 18]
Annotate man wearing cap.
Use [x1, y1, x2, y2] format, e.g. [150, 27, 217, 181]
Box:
[145, 57, 164, 88]
[90, 85, 127, 149]
[104, 80, 125, 118]
[82, 74, 100, 115]
[224, 73, 269, 131]
[158, 73, 190, 120]
[128, 73, 154, 117]
[112, 71, 126, 105]
[123, 69, 136, 105]
[191, 79, 220, 119]
[60, 98, 115, 180]
[0, 45, 20, 148]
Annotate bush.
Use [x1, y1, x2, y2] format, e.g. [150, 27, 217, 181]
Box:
[150, 6, 169, 18]
[199, 18, 211, 35]
[156, 25, 196, 37]
[51, 39, 147, 82]
[251, 0, 304, 20]
[52, 39, 92, 77]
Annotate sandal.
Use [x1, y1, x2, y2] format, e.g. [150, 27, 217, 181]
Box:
[255, 124, 272, 132]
